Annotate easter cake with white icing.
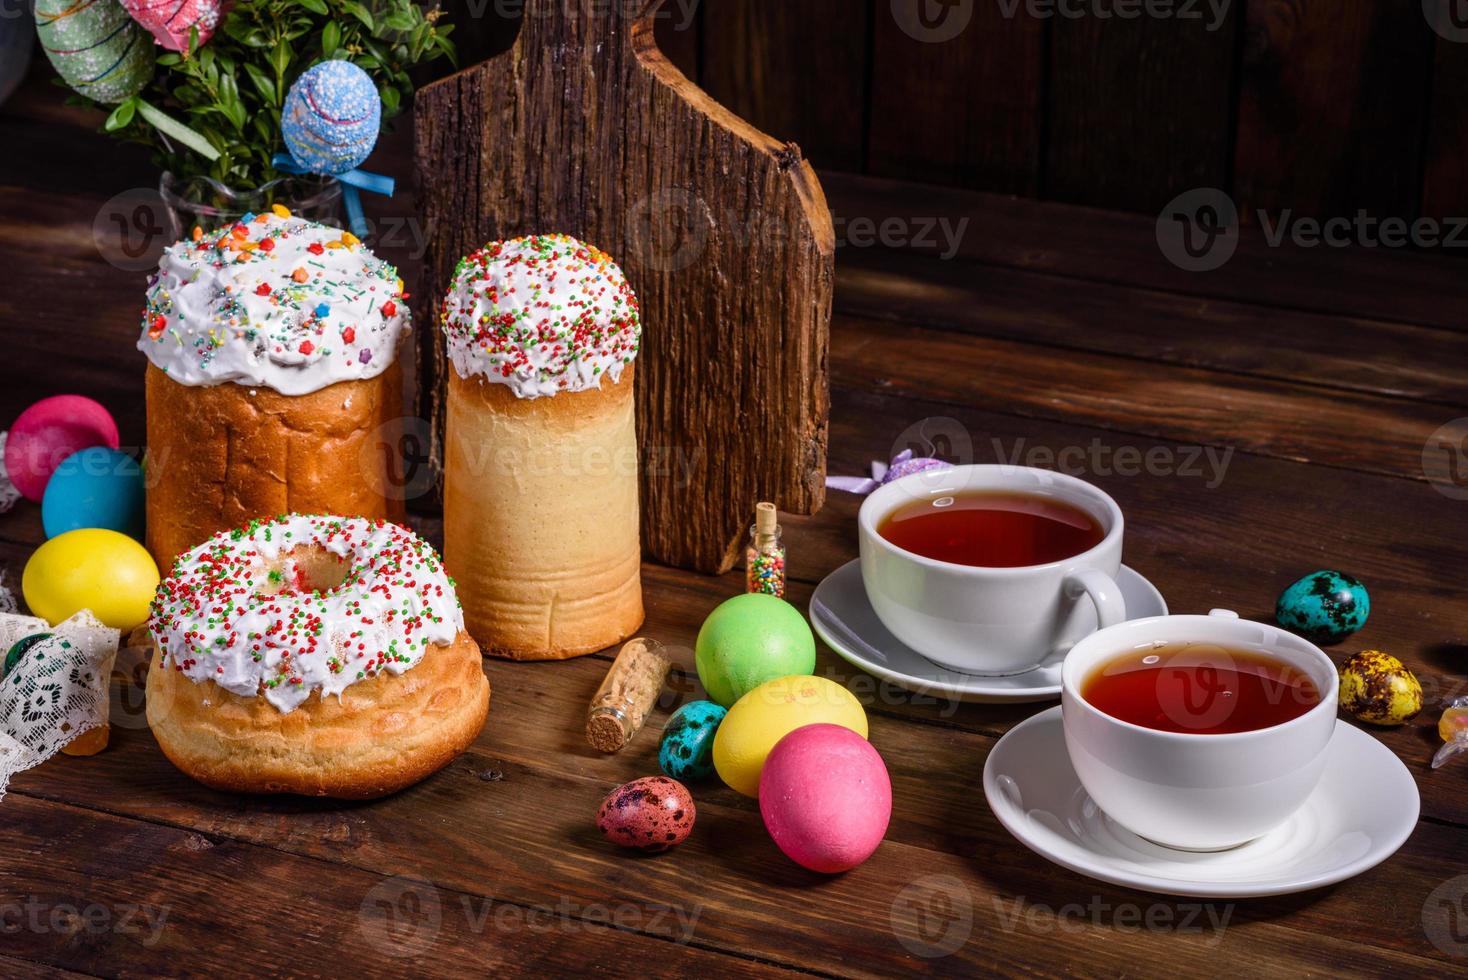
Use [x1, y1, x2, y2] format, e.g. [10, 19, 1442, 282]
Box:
[139, 208, 411, 569]
[440, 234, 645, 660]
[145, 513, 490, 798]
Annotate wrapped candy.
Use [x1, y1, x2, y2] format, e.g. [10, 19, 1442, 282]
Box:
[1432, 696, 1468, 769]
[826, 449, 953, 495]
[35, 0, 156, 105]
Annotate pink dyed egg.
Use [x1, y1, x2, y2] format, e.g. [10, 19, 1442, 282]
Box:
[597, 776, 696, 852]
[759, 724, 891, 873]
[5, 395, 119, 501]
[121, 0, 223, 52]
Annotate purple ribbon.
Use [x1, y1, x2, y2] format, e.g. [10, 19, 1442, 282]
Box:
[826, 449, 953, 494]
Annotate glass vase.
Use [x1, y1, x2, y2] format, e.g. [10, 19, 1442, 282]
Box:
[157, 171, 344, 240]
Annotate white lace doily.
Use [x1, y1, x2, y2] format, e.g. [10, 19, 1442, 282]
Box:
[0, 432, 20, 514]
[0, 609, 119, 802]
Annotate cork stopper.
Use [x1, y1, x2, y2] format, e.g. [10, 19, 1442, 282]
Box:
[756, 501, 777, 534]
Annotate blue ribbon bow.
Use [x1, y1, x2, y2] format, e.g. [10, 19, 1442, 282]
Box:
[272, 153, 395, 239]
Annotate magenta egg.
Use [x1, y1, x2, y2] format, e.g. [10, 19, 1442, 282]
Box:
[759, 723, 892, 873]
[5, 395, 119, 501]
[596, 776, 696, 852]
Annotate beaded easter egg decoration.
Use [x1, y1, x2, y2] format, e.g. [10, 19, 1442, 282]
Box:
[120, 0, 223, 52]
[281, 60, 382, 176]
[36, 0, 156, 105]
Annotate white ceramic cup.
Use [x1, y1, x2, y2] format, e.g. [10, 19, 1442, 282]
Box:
[1061, 610, 1339, 851]
[857, 464, 1126, 675]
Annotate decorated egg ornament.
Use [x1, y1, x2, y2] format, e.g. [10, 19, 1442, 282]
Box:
[36, 0, 155, 105]
[1275, 570, 1369, 644]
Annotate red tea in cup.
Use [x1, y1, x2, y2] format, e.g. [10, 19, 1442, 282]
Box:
[1081, 643, 1321, 734]
[876, 491, 1104, 568]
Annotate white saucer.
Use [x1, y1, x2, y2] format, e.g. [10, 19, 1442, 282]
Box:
[983, 706, 1420, 898]
[809, 560, 1166, 703]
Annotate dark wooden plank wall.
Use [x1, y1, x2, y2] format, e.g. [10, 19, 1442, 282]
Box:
[637, 0, 1463, 224]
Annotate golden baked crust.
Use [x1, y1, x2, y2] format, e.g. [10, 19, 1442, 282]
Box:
[144, 361, 406, 572]
[146, 630, 490, 799]
[444, 366, 644, 660]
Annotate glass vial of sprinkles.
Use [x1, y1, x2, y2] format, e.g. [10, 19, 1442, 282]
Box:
[745, 501, 786, 598]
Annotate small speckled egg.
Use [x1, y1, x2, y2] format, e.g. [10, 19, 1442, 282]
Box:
[21, 527, 159, 629]
[1339, 650, 1422, 726]
[695, 593, 816, 707]
[760, 724, 892, 874]
[714, 675, 868, 797]
[659, 700, 727, 781]
[596, 776, 696, 852]
[1275, 570, 1369, 644]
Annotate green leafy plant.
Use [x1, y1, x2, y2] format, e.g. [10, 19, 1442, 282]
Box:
[84, 0, 455, 190]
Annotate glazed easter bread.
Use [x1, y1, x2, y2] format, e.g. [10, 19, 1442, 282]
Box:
[146, 515, 490, 799]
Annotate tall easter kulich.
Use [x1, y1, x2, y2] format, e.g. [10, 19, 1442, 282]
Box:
[440, 234, 645, 659]
[137, 208, 410, 570]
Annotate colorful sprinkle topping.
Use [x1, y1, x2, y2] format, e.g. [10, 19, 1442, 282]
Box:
[138, 211, 410, 396]
[148, 514, 463, 714]
[440, 234, 641, 398]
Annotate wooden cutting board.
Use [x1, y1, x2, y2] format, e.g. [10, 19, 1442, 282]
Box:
[414, 0, 833, 574]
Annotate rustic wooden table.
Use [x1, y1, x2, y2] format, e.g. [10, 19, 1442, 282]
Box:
[2, 72, 1466, 978]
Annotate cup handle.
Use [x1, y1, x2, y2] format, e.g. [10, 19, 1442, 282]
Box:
[1065, 569, 1127, 629]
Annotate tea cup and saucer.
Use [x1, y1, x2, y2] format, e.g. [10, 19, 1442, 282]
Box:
[811, 464, 1168, 702]
[983, 610, 1420, 896]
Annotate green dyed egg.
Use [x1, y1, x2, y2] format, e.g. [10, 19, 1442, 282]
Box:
[695, 593, 816, 707]
[36, 0, 155, 105]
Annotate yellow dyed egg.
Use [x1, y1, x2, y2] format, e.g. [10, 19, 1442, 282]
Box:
[1339, 650, 1422, 726]
[713, 674, 868, 796]
[22, 528, 159, 630]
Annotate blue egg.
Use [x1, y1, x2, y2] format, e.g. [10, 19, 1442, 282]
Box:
[659, 700, 727, 781]
[281, 60, 381, 175]
[1276, 570, 1369, 644]
[41, 447, 145, 541]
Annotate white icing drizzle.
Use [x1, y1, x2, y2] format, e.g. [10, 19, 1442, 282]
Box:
[139, 212, 410, 396]
[439, 234, 641, 399]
